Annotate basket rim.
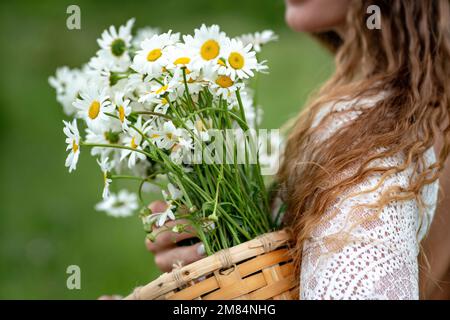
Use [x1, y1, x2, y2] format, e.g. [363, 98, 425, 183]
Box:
[124, 229, 291, 300]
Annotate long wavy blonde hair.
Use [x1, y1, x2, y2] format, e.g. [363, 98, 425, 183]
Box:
[278, 0, 450, 285]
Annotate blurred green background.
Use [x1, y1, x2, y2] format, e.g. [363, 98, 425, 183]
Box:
[0, 0, 333, 299]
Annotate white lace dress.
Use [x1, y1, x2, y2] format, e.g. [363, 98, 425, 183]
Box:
[297, 98, 439, 300]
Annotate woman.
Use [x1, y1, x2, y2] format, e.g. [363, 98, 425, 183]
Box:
[144, 0, 450, 299]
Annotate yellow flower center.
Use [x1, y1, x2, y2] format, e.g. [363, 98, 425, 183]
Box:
[72, 140, 79, 153]
[166, 133, 174, 140]
[88, 100, 101, 119]
[215, 75, 233, 88]
[200, 39, 219, 60]
[118, 105, 125, 123]
[161, 97, 168, 105]
[150, 133, 160, 139]
[147, 48, 162, 62]
[130, 136, 138, 149]
[228, 52, 244, 69]
[174, 57, 191, 65]
[155, 85, 168, 95]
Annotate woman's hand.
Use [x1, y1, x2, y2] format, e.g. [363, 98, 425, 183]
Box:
[145, 200, 206, 272]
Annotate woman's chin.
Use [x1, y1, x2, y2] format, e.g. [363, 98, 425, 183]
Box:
[285, 7, 325, 33]
[285, 0, 349, 33]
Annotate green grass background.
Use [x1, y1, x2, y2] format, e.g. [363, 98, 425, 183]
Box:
[0, 0, 333, 299]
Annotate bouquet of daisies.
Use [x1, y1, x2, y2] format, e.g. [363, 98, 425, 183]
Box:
[50, 19, 280, 255]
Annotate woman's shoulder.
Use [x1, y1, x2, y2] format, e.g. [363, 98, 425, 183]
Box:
[310, 93, 385, 142]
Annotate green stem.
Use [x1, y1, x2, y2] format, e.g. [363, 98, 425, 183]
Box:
[80, 142, 153, 158]
[110, 175, 144, 181]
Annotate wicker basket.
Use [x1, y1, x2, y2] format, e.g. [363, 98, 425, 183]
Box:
[124, 229, 297, 300]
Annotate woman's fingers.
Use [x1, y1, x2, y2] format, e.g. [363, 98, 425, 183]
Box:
[145, 200, 198, 253]
[148, 200, 168, 214]
[145, 200, 204, 272]
[154, 242, 206, 272]
[145, 219, 196, 253]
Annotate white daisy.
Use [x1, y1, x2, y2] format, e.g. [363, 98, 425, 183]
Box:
[139, 75, 178, 105]
[217, 38, 258, 80]
[50, 67, 73, 96]
[154, 203, 177, 227]
[148, 120, 180, 150]
[206, 72, 243, 98]
[73, 86, 113, 131]
[97, 18, 134, 63]
[95, 190, 138, 217]
[49, 67, 87, 116]
[165, 46, 203, 95]
[237, 30, 278, 52]
[183, 24, 229, 69]
[63, 119, 81, 173]
[113, 93, 132, 131]
[97, 156, 114, 199]
[131, 31, 180, 77]
[166, 43, 199, 74]
[120, 116, 149, 168]
[87, 50, 130, 86]
[153, 96, 170, 114]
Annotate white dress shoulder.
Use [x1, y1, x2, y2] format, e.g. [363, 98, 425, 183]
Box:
[299, 97, 439, 300]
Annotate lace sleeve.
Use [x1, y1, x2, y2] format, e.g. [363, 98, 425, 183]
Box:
[299, 151, 438, 300]
[297, 97, 439, 300]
